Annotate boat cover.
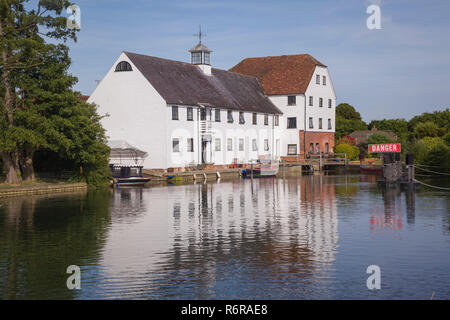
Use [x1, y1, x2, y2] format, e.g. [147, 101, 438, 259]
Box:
[108, 140, 148, 160]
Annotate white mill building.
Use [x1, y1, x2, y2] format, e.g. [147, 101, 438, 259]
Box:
[88, 40, 336, 171]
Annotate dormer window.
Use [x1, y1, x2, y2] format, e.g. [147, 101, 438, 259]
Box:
[115, 61, 132, 72]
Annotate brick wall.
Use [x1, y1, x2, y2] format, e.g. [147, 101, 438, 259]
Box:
[299, 131, 335, 156]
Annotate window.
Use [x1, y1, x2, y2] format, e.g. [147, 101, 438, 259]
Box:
[309, 96, 313, 106]
[204, 52, 211, 65]
[239, 138, 244, 151]
[252, 113, 257, 125]
[227, 138, 233, 151]
[187, 138, 194, 152]
[239, 112, 245, 124]
[252, 139, 258, 151]
[192, 52, 201, 64]
[215, 109, 221, 122]
[172, 106, 179, 120]
[325, 143, 329, 154]
[319, 98, 323, 107]
[316, 74, 320, 84]
[200, 108, 207, 121]
[173, 139, 180, 152]
[309, 143, 314, 153]
[323, 76, 326, 85]
[328, 99, 332, 108]
[319, 118, 323, 129]
[115, 61, 132, 72]
[316, 143, 320, 154]
[264, 114, 269, 126]
[287, 117, 297, 129]
[328, 118, 332, 130]
[264, 139, 269, 151]
[187, 107, 193, 121]
[309, 117, 314, 129]
[215, 138, 221, 151]
[227, 110, 233, 123]
[288, 144, 297, 155]
[274, 115, 279, 126]
[288, 96, 296, 106]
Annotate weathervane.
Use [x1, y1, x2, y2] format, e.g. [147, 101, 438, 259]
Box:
[193, 25, 206, 44]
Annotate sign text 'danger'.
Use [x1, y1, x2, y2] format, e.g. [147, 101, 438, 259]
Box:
[368, 144, 401, 153]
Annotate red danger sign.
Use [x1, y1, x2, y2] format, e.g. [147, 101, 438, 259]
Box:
[368, 144, 401, 153]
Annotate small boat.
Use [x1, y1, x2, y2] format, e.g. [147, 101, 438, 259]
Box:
[108, 140, 151, 186]
[111, 165, 151, 186]
[243, 160, 279, 177]
[360, 165, 383, 175]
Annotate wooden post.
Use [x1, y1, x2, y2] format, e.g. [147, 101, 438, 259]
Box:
[251, 163, 254, 180]
[319, 152, 322, 171]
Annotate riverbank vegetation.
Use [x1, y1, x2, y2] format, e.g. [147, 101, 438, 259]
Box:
[0, 1, 111, 186]
[335, 103, 450, 172]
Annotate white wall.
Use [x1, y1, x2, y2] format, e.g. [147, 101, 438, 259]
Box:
[165, 106, 281, 168]
[305, 66, 336, 134]
[88, 52, 168, 169]
[269, 94, 305, 157]
[268, 66, 337, 157]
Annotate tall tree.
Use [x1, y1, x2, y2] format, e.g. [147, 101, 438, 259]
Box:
[335, 103, 367, 139]
[0, 0, 76, 183]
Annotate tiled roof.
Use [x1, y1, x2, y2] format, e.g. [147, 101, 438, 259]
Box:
[229, 54, 327, 95]
[125, 52, 281, 114]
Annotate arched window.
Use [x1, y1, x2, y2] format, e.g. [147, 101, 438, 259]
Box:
[325, 143, 329, 154]
[115, 61, 132, 72]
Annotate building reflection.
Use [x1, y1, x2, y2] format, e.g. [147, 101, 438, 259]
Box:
[101, 177, 338, 298]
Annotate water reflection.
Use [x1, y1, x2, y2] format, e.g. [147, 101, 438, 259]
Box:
[0, 175, 449, 300]
[98, 176, 339, 299]
[0, 190, 112, 300]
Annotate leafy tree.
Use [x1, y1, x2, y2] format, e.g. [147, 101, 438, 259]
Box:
[413, 121, 439, 139]
[336, 103, 363, 120]
[335, 116, 367, 140]
[424, 143, 450, 173]
[0, 0, 77, 184]
[367, 132, 393, 145]
[443, 132, 450, 146]
[1, 1, 110, 186]
[368, 118, 409, 141]
[408, 109, 450, 132]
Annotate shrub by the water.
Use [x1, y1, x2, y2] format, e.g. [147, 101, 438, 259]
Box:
[335, 143, 360, 160]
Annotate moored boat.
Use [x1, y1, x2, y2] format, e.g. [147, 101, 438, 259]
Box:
[360, 165, 383, 175]
[243, 160, 279, 177]
[111, 165, 151, 186]
[108, 140, 151, 186]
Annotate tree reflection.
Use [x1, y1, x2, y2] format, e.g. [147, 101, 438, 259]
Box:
[0, 190, 112, 300]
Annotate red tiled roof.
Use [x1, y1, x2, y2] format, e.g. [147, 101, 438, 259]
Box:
[229, 54, 327, 95]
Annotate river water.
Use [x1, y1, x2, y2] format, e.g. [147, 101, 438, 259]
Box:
[0, 174, 449, 300]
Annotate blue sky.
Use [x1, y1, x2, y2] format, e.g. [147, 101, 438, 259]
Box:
[66, 0, 450, 122]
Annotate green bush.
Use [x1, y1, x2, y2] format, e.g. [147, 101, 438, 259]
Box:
[335, 143, 360, 160]
[424, 143, 450, 173]
[421, 137, 445, 150]
[443, 132, 450, 146]
[414, 121, 439, 138]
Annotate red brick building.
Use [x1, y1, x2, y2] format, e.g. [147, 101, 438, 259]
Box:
[230, 54, 336, 159]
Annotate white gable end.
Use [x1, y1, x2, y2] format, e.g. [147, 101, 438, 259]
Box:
[88, 52, 168, 169]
